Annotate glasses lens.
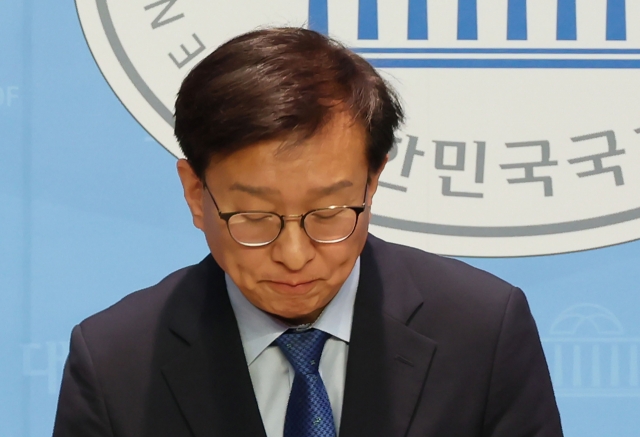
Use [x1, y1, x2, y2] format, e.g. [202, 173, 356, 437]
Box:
[227, 213, 281, 246]
[304, 207, 358, 243]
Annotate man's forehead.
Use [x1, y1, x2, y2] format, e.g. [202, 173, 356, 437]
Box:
[206, 114, 368, 174]
[227, 180, 355, 196]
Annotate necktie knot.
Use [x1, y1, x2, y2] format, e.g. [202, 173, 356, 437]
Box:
[275, 328, 331, 375]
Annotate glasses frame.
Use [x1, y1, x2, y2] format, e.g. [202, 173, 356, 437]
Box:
[203, 182, 369, 247]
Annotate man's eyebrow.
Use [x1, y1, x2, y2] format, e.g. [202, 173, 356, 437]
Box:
[229, 183, 280, 196]
[228, 180, 354, 197]
[309, 180, 354, 196]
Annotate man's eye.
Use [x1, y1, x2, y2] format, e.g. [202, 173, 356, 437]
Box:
[313, 209, 343, 220]
[242, 214, 273, 222]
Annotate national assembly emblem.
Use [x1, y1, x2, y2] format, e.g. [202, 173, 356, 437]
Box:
[76, 0, 640, 256]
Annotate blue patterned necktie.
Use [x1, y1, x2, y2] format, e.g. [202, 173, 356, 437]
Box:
[275, 328, 337, 437]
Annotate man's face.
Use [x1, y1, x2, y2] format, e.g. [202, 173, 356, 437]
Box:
[178, 112, 384, 324]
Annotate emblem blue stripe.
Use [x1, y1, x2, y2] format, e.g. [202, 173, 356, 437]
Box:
[607, 0, 627, 41]
[507, 0, 528, 41]
[458, 0, 478, 40]
[557, 0, 577, 41]
[352, 48, 640, 54]
[308, 0, 329, 35]
[366, 59, 640, 68]
[358, 0, 379, 40]
[408, 0, 428, 40]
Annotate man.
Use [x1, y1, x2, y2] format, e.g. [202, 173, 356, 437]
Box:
[53, 28, 562, 437]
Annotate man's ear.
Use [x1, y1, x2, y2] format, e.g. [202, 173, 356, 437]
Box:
[366, 154, 389, 207]
[176, 159, 205, 230]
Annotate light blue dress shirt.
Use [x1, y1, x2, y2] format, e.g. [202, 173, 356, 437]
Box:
[225, 257, 360, 437]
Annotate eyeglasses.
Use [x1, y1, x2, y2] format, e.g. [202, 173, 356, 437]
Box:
[203, 183, 368, 247]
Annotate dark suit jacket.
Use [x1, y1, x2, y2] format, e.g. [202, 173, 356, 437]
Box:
[53, 235, 562, 437]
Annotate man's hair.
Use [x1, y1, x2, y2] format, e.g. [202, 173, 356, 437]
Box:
[174, 27, 404, 179]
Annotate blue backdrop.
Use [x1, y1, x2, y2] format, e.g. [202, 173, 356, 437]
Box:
[1, 1, 638, 436]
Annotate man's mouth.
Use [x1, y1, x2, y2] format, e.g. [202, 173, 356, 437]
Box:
[265, 279, 319, 295]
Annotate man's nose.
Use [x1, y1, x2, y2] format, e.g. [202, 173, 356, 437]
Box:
[270, 218, 315, 271]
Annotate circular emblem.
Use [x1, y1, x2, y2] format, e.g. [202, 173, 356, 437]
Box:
[77, 0, 640, 256]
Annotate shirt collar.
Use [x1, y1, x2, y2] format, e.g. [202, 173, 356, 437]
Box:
[226, 257, 361, 365]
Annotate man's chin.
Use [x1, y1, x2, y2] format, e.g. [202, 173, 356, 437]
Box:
[264, 302, 325, 325]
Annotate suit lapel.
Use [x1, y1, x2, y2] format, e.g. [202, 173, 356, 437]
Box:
[161, 256, 267, 437]
[158, 238, 437, 437]
[340, 237, 438, 437]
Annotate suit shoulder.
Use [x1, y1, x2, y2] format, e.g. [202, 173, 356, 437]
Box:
[368, 235, 524, 348]
[368, 234, 517, 317]
[78, 264, 195, 342]
[370, 235, 513, 291]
